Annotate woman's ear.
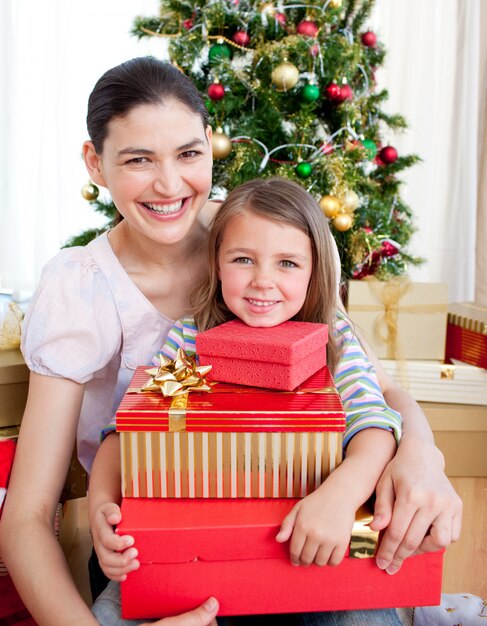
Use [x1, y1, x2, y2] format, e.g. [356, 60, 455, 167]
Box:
[83, 141, 107, 187]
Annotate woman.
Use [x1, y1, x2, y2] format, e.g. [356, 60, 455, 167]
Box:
[0, 57, 461, 626]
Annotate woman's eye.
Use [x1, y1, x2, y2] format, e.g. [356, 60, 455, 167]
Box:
[280, 260, 297, 268]
[179, 150, 200, 159]
[126, 157, 149, 165]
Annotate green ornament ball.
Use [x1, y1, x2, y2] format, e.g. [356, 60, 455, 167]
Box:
[302, 84, 320, 103]
[361, 138, 378, 159]
[295, 162, 313, 178]
[209, 43, 232, 63]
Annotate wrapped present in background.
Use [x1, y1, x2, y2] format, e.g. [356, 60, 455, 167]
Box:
[446, 302, 487, 370]
[379, 359, 487, 406]
[196, 320, 328, 391]
[116, 366, 345, 499]
[346, 278, 448, 360]
[118, 498, 443, 619]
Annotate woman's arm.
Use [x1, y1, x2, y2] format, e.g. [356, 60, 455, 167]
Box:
[356, 330, 463, 574]
[0, 372, 99, 626]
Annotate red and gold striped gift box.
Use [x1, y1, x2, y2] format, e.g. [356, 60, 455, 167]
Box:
[116, 366, 345, 499]
[446, 302, 487, 370]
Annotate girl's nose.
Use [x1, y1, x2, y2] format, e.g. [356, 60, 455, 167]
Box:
[251, 269, 275, 289]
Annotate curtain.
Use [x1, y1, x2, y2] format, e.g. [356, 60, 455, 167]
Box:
[372, 0, 483, 303]
[0, 0, 484, 304]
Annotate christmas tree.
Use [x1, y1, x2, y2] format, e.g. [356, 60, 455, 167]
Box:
[71, 0, 422, 280]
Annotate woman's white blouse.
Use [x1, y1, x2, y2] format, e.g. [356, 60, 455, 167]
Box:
[21, 232, 175, 473]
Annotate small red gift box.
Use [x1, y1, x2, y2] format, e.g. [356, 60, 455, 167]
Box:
[445, 302, 487, 370]
[195, 320, 328, 390]
[118, 498, 443, 619]
[116, 366, 345, 498]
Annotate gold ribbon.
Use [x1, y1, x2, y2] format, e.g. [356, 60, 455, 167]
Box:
[0, 302, 24, 351]
[350, 504, 379, 558]
[142, 349, 212, 397]
[351, 277, 447, 359]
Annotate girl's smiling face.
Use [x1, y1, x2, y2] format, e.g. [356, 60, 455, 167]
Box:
[218, 210, 313, 327]
[84, 100, 213, 247]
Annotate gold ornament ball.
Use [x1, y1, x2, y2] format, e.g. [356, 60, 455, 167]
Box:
[342, 190, 360, 212]
[81, 182, 99, 201]
[212, 131, 233, 160]
[319, 195, 341, 218]
[333, 213, 354, 232]
[271, 62, 300, 91]
[329, 0, 342, 7]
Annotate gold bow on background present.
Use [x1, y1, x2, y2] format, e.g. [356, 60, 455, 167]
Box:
[142, 348, 212, 397]
[0, 302, 24, 351]
[353, 277, 446, 359]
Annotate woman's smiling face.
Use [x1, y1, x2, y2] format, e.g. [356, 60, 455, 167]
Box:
[87, 100, 213, 247]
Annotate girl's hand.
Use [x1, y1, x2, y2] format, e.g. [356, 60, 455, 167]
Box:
[275, 482, 356, 567]
[371, 437, 462, 574]
[90, 502, 139, 581]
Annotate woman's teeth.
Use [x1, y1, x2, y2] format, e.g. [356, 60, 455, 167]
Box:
[247, 299, 277, 307]
[143, 200, 183, 215]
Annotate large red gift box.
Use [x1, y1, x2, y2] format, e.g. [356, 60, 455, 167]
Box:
[445, 302, 487, 370]
[196, 320, 328, 390]
[116, 366, 345, 498]
[118, 498, 443, 619]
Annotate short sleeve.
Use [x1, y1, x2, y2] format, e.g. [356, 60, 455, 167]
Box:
[21, 247, 121, 384]
[333, 313, 402, 449]
[153, 316, 198, 362]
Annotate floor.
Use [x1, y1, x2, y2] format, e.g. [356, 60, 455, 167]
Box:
[63, 476, 487, 611]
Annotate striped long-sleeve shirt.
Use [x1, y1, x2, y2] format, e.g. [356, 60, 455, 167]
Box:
[152, 313, 402, 448]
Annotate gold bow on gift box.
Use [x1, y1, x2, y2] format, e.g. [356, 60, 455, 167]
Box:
[142, 348, 212, 397]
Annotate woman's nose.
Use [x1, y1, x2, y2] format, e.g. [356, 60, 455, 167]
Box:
[152, 163, 182, 198]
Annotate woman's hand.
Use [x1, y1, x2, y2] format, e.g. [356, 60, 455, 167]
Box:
[140, 598, 219, 626]
[90, 501, 140, 581]
[371, 436, 463, 574]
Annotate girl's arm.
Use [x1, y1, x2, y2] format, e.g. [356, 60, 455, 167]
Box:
[88, 432, 140, 581]
[357, 331, 463, 574]
[277, 428, 396, 566]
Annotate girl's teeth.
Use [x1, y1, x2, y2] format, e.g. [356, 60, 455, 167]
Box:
[248, 299, 276, 307]
[144, 200, 183, 215]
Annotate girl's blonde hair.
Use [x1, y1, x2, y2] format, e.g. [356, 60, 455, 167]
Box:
[192, 177, 341, 373]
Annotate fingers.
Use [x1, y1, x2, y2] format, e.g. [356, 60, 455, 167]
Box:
[370, 474, 394, 532]
[275, 506, 298, 543]
[148, 597, 219, 626]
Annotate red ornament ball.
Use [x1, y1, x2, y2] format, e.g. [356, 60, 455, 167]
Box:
[182, 18, 194, 30]
[297, 19, 319, 38]
[232, 30, 250, 47]
[381, 241, 400, 257]
[208, 83, 225, 101]
[379, 146, 398, 164]
[275, 12, 287, 26]
[337, 83, 353, 102]
[361, 31, 377, 47]
[325, 82, 341, 101]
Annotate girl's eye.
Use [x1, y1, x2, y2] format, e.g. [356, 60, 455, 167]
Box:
[233, 257, 253, 265]
[280, 260, 297, 268]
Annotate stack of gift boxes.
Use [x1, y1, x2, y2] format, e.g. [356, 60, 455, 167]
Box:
[115, 319, 443, 620]
[346, 279, 487, 406]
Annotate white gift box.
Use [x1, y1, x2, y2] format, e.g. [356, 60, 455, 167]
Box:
[379, 358, 487, 406]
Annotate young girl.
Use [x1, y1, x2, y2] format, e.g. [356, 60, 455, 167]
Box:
[90, 177, 403, 626]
